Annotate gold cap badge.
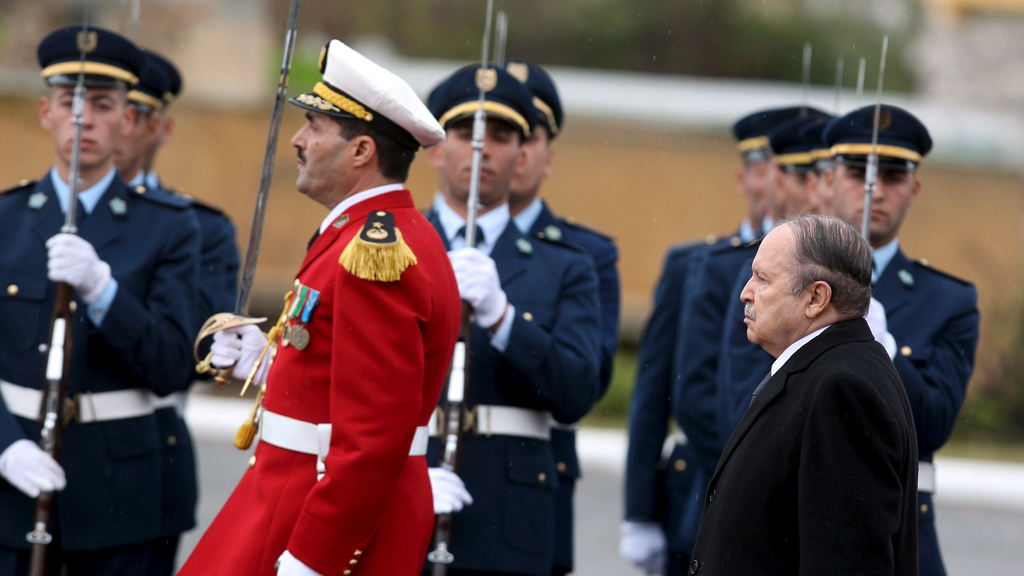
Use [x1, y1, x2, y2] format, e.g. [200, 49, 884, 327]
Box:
[475, 68, 498, 92]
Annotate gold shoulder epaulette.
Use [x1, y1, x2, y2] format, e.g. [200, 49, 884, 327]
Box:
[339, 210, 417, 282]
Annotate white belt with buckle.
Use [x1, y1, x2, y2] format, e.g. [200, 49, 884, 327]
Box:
[919, 461, 936, 494]
[427, 405, 552, 440]
[259, 410, 428, 480]
[1, 380, 156, 423]
[150, 391, 187, 416]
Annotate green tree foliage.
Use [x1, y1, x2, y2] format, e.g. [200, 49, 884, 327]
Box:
[274, 0, 916, 90]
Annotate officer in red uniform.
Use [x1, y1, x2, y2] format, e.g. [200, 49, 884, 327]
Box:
[175, 40, 460, 576]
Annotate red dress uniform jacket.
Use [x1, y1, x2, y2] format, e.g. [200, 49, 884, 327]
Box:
[178, 190, 460, 576]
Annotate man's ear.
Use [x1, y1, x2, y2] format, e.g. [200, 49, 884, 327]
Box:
[804, 280, 832, 319]
[427, 140, 446, 170]
[158, 115, 175, 147]
[39, 96, 52, 131]
[122, 103, 137, 135]
[349, 134, 377, 168]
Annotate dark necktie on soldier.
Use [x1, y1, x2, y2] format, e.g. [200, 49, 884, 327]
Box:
[455, 224, 484, 248]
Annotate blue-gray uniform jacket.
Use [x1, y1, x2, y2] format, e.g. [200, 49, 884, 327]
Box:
[715, 248, 979, 576]
[145, 180, 239, 540]
[0, 173, 200, 551]
[526, 201, 619, 574]
[425, 212, 601, 576]
[624, 240, 711, 558]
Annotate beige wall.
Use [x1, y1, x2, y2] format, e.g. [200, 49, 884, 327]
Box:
[2, 96, 1021, 390]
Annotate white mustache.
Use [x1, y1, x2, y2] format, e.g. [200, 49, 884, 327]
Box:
[744, 304, 756, 321]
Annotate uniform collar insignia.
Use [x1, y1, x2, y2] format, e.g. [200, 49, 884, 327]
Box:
[28, 192, 48, 210]
[109, 197, 127, 216]
[543, 224, 562, 242]
[898, 269, 914, 286]
[516, 238, 533, 254]
[332, 214, 349, 229]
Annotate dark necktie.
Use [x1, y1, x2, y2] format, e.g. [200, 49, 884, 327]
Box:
[307, 228, 320, 250]
[456, 225, 484, 248]
[749, 373, 772, 406]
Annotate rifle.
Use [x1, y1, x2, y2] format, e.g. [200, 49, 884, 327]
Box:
[833, 56, 844, 114]
[800, 42, 811, 117]
[26, 20, 93, 576]
[194, 0, 302, 390]
[856, 57, 867, 108]
[860, 36, 888, 241]
[427, 1, 494, 571]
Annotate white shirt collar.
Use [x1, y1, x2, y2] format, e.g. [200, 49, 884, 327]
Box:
[512, 196, 544, 234]
[771, 325, 831, 376]
[50, 165, 117, 215]
[432, 192, 510, 256]
[319, 183, 405, 234]
[871, 238, 900, 283]
[145, 170, 160, 191]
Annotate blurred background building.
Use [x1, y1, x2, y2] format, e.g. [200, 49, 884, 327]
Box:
[2, 0, 1024, 440]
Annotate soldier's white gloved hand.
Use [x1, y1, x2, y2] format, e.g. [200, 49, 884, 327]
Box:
[865, 297, 897, 360]
[428, 467, 473, 514]
[0, 439, 67, 498]
[448, 247, 508, 329]
[45, 233, 111, 305]
[275, 550, 323, 576]
[619, 521, 667, 575]
[210, 324, 272, 386]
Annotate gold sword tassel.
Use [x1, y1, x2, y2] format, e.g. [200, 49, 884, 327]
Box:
[235, 291, 293, 450]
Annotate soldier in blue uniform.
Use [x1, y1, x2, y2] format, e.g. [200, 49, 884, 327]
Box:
[113, 50, 239, 574]
[820, 105, 980, 576]
[503, 59, 620, 576]
[423, 64, 602, 576]
[620, 107, 805, 575]
[0, 26, 201, 575]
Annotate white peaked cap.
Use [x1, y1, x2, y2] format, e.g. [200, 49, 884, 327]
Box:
[289, 40, 445, 150]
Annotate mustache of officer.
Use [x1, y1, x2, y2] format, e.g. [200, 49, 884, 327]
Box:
[744, 303, 757, 322]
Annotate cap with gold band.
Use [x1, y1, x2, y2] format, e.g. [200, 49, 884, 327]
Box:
[144, 50, 182, 106]
[504, 60, 563, 138]
[289, 40, 445, 151]
[38, 25, 144, 88]
[799, 117, 836, 174]
[823, 104, 932, 171]
[428, 64, 537, 139]
[732, 106, 808, 163]
[128, 54, 170, 112]
[768, 111, 833, 173]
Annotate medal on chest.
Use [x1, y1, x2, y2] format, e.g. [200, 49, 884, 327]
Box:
[281, 279, 320, 351]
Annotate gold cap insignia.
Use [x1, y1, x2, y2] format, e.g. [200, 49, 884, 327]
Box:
[475, 68, 498, 92]
[76, 30, 98, 54]
[318, 44, 329, 73]
[295, 93, 340, 113]
[506, 62, 529, 83]
[876, 109, 893, 131]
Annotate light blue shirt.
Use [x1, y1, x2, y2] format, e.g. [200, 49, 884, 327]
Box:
[145, 170, 160, 191]
[872, 238, 900, 284]
[126, 170, 146, 188]
[738, 218, 756, 244]
[512, 196, 544, 235]
[49, 166, 119, 326]
[432, 193, 516, 352]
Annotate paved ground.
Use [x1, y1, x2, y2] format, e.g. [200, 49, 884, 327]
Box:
[176, 393, 1024, 575]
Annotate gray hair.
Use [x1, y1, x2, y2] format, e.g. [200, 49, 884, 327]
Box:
[780, 214, 872, 318]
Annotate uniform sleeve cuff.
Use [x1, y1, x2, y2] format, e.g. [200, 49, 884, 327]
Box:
[489, 303, 515, 352]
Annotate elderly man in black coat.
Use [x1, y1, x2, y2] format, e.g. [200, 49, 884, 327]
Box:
[689, 215, 918, 576]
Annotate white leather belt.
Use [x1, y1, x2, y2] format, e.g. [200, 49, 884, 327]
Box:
[150, 391, 187, 416]
[549, 415, 578, 432]
[427, 405, 552, 440]
[259, 410, 428, 480]
[919, 461, 936, 494]
[1, 380, 156, 424]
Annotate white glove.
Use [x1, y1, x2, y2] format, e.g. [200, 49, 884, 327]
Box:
[46, 233, 112, 305]
[0, 439, 67, 498]
[865, 297, 897, 360]
[428, 467, 473, 514]
[448, 247, 508, 329]
[619, 521, 667, 575]
[210, 324, 272, 386]
[276, 551, 323, 576]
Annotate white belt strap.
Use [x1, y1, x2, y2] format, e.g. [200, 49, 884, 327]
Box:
[919, 461, 936, 494]
[473, 405, 550, 441]
[548, 414, 578, 432]
[1, 380, 155, 423]
[259, 410, 428, 480]
[150, 391, 187, 416]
